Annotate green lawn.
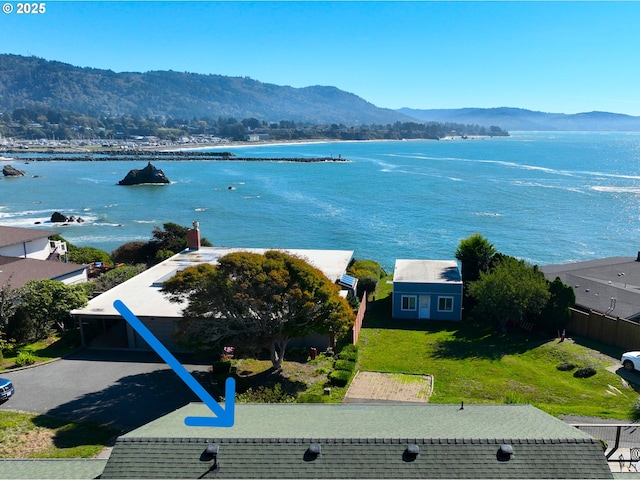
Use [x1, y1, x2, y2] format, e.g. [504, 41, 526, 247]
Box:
[358, 294, 638, 419]
[1, 331, 80, 371]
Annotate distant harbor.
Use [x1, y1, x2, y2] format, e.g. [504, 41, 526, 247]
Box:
[6, 154, 348, 163]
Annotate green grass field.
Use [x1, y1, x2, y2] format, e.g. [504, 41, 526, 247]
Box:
[358, 294, 638, 419]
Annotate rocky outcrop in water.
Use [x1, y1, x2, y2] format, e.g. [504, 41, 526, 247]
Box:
[51, 211, 84, 223]
[3, 165, 25, 176]
[118, 162, 170, 185]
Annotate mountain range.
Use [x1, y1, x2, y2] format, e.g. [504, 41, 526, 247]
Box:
[2, 54, 640, 131]
[398, 107, 640, 132]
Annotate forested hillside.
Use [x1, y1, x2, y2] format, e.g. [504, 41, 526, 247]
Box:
[0, 54, 409, 124]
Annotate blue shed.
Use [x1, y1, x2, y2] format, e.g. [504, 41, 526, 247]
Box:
[392, 259, 463, 321]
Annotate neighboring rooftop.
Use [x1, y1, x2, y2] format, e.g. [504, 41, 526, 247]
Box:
[541, 256, 640, 319]
[393, 259, 462, 284]
[72, 247, 354, 319]
[0, 225, 59, 248]
[0, 256, 87, 289]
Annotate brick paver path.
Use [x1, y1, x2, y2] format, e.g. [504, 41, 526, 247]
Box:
[344, 371, 433, 403]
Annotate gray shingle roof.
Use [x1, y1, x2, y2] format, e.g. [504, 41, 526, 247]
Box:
[124, 403, 595, 440]
[99, 404, 612, 479]
[0, 256, 87, 290]
[101, 437, 611, 479]
[541, 257, 640, 319]
[0, 225, 59, 248]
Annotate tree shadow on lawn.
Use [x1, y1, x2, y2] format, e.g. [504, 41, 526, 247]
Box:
[31, 414, 121, 451]
[430, 324, 549, 361]
[364, 296, 548, 360]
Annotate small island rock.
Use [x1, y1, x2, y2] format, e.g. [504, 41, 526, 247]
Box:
[118, 162, 171, 185]
[3, 165, 26, 177]
[51, 211, 84, 223]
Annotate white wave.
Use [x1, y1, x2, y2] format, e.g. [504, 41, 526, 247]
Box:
[133, 219, 157, 224]
[591, 186, 640, 194]
[473, 212, 503, 217]
[94, 222, 125, 227]
[194, 208, 208, 212]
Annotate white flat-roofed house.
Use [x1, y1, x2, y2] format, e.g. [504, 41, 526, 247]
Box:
[71, 246, 355, 351]
[392, 259, 463, 321]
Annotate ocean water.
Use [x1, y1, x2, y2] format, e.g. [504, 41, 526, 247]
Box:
[2, 131, 640, 271]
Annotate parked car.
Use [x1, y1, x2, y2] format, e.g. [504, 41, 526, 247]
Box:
[0, 378, 14, 402]
[621, 351, 640, 372]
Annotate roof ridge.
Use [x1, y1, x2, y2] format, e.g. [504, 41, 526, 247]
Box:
[118, 436, 599, 444]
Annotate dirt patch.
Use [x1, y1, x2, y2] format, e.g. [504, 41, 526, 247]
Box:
[0, 427, 55, 458]
[344, 371, 433, 403]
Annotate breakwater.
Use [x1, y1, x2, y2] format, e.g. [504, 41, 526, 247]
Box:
[14, 153, 348, 162]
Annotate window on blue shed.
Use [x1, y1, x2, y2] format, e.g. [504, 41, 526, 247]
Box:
[401, 295, 417, 310]
[438, 296, 453, 312]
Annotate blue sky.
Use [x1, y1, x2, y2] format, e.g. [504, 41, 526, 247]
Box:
[2, 1, 640, 115]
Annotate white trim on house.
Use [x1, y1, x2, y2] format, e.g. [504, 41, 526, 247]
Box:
[437, 296, 454, 312]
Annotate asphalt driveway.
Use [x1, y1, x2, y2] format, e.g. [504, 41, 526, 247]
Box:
[0, 349, 212, 431]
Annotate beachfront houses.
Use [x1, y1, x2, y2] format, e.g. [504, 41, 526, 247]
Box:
[392, 259, 463, 321]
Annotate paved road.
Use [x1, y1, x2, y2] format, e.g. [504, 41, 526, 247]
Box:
[0, 349, 212, 431]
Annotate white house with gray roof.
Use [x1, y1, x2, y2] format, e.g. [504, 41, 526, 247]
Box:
[0, 225, 87, 289]
[71, 246, 355, 351]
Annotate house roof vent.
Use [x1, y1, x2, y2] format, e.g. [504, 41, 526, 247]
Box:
[304, 443, 321, 462]
[497, 444, 514, 461]
[403, 444, 420, 462]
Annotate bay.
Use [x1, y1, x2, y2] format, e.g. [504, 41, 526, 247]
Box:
[2, 131, 640, 271]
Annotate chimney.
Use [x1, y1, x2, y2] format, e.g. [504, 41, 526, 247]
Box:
[187, 221, 201, 251]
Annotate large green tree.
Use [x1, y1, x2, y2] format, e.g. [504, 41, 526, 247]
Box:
[10, 279, 88, 342]
[469, 256, 550, 332]
[162, 250, 355, 369]
[540, 277, 576, 334]
[455, 233, 497, 285]
[455, 233, 497, 309]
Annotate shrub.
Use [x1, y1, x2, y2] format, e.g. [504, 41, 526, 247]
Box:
[296, 393, 325, 403]
[556, 362, 577, 371]
[235, 383, 295, 403]
[14, 351, 37, 367]
[338, 344, 358, 362]
[573, 366, 597, 378]
[328, 369, 352, 387]
[211, 360, 232, 374]
[68, 246, 112, 266]
[334, 359, 355, 372]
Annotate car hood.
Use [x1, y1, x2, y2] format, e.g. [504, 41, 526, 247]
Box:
[623, 351, 640, 358]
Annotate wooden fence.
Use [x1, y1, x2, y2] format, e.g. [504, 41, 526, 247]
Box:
[352, 292, 367, 345]
[569, 308, 640, 351]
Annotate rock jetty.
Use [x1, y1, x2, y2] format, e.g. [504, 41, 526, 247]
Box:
[118, 162, 171, 185]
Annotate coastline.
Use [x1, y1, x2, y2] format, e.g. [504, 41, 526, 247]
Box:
[0, 135, 493, 156]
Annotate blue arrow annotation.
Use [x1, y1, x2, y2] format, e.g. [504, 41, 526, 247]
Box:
[113, 299, 235, 427]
